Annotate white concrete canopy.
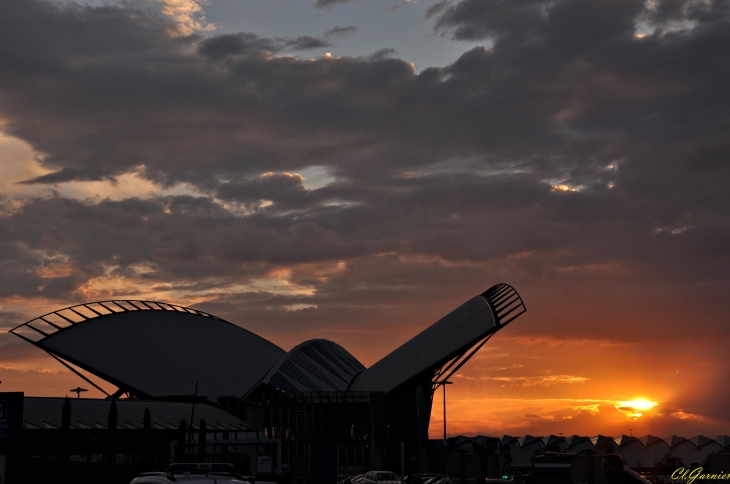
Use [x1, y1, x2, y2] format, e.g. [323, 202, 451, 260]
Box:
[14, 302, 285, 400]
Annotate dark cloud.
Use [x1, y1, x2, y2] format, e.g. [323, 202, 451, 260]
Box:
[197, 33, 330, 60]
[324, 26, 359, 38]
[3, 0, 726, 205]
[315, 0, 360, 8]
[284, 36, 331, 50]
[425, 1, 449, 19]
[198, 33, 279, 60]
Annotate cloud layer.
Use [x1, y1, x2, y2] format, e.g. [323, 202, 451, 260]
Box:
[0, 0, 729, 434]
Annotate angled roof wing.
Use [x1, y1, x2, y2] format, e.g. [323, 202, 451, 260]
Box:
[11, 300, 285, 400]
[350, 283, 525, 393]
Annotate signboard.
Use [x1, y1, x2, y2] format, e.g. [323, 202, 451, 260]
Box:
[0, 393, 23, 484]
[0, 394, 23, 443]
[257, 455, 272, 473]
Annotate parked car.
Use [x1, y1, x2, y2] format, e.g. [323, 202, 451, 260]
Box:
[406, 473, 443, 484]
[129, 463, 270, 484]
[363, 471, 404, 483]
[422, 476, 451, 484]
[343, 474, 368, 484]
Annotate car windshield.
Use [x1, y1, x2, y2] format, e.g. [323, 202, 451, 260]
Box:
[377, 473, 399, 481]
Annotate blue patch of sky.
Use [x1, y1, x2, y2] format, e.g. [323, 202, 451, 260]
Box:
[297, 166, 336, 190]
[203, 0, 488, 70]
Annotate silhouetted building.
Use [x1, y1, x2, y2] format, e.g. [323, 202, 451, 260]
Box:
[9, 283, 526, 483]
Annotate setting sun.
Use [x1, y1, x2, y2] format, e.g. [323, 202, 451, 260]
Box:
[619, 399, 658, 410]
[615, 399, 659, 419]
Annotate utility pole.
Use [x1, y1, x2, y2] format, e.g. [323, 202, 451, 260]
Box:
[188, 382, 199, 460]
[437, 381, 453, 440]
[401, 442, 405, 479]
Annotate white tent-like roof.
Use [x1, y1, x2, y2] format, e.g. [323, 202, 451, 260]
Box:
[350, 284, 525, 393]
[11, 300, 285, 401]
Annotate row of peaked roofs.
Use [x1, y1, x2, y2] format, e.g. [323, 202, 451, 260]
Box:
[465, 434, 730, 449]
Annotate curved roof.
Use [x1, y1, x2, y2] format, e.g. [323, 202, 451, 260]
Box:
[350, 283, 526, 393]
[10, 300, 285, 400]
[262, 339, 365, 393]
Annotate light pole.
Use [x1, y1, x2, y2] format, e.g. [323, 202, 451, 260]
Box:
[437, 381, 453, 440]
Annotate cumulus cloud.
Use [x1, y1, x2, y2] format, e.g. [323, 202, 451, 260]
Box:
[156, 0, 215, 35]
[1, 0, 728, 334]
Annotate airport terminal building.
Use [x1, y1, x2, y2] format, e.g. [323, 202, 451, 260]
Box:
[5, 283, 526, 483]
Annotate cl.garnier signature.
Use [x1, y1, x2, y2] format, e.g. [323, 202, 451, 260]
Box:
[672, 467, 730, 483]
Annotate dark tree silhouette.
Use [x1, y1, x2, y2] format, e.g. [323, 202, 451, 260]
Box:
[197, 419, 207, 462]
[176, 419, 187, 463]
[654, 453, 680, 475]
[107, 399, 117, 429]
[595, 441, 617, 455]
[104, 400, 118, 468]
[143, 407, 151, 431]
[60, 397, 71, 464]
[62, 397, 71, 430]
[142, 407, 153, 469]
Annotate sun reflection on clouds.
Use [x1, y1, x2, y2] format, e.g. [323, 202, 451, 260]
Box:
[552, 184, 578, 192]
[574, 404, 601, 415]
[0, 133, 215, 204]
[670, 410, 701, 420]
[615, 398, 658, 419]
[479, 374, 590, 387]
[156, 0, 216, 36]
[248, 268, 317, 297]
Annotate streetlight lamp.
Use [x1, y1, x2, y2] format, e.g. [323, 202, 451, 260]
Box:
[70, 387, 88, 399]
[437, 380, 453, 440]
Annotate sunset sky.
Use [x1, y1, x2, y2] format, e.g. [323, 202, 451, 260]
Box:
[1, 0, 729, 439]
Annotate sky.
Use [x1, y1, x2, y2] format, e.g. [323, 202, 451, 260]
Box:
[0, 0, 729, 440]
